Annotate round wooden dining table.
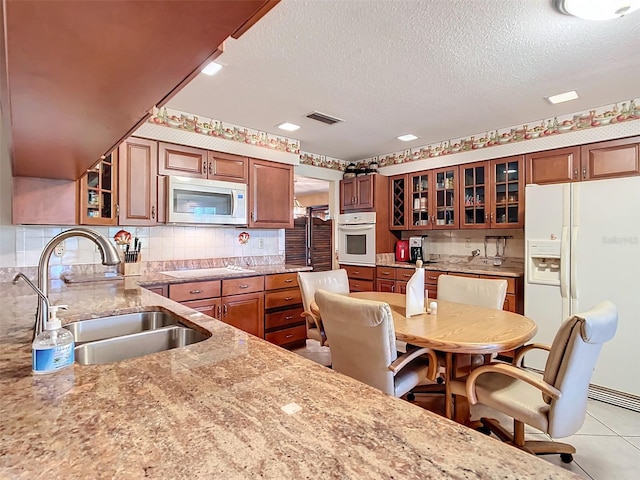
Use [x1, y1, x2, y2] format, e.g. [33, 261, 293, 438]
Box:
[311, 291, 537, 421]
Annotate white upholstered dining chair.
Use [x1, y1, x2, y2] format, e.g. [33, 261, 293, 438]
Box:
[314, 289, 437, 397]
[437, 275, 508, 310]
[298, 269, 350, 346]
[450, 301, 618, 463]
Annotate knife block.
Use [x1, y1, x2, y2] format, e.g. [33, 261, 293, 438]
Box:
[118, 252, 142, 276]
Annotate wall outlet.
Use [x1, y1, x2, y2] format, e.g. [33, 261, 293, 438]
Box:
[53, 241, 65, 257]
[258, 238, 264, 249]
[465, 238, 471, 248]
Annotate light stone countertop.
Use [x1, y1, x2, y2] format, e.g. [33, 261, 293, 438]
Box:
[376, 255, 525, 278]
[0, 272, 578, 479]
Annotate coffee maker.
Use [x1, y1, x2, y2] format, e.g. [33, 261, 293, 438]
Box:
[409, 235, 431, 263]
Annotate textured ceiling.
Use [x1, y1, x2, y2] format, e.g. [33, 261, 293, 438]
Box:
[168, 0, 640, 163]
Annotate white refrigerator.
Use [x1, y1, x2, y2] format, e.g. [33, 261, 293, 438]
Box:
[525, 176, 640, 407]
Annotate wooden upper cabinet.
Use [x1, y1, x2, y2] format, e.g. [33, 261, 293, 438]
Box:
[6, 0, 279, 180]
[525, 147, 580, 185]
[157, 143, 248, 183]
[118, 138, 158, 226]
[581, 136, 640, 181]
[341, 175, 381, 212]
[389, 174, 409, 230]
[158, 142, 207, 177]
[489, 156, 524, 228]
[248, 159, 293, 228]
[207, 151, 248, 183]
[79, 151, 118, 225]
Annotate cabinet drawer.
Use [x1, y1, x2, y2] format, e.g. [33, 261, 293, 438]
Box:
[169, 280, 221, 302]
[265, 272, 298, 290]
[265, 306, 305, 330]
[265, 324, 307, 346]
[395, 268, 415, 281]
[376, 266, 395, 279]
[222, 276, 264, 296]
[342, 265, 375, 281]
[182, 298, 221, 318]
[424, 270, 446, 285]
[349, 279, 374, 292]
[482, 275, 516, 295]
[265, 288, 302, 310]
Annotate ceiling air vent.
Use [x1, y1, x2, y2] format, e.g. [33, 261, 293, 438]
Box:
[306, 111, 344, 125]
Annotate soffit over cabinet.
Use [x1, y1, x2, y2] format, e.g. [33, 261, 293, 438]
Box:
[4, 0, 278, 180]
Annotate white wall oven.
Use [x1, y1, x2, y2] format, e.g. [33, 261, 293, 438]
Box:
[167, 176, 247, 225]
[337, 212, 376, 266]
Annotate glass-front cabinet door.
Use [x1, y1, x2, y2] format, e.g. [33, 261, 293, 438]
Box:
[432, 166, 458, 229]
[409, 171, 431, 230]
[461, 162, 489, 228]
[79, 151, 118, 225]
[490, 156, 524, 228]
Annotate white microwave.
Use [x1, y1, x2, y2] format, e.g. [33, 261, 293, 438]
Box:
[166, 176, 248, 225]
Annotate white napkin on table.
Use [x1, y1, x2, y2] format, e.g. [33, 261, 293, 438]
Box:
[405, 268, 425, 317]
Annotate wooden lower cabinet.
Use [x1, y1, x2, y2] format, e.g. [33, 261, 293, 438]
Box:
[375, 266, 411, 294]
[341, 265, 375, 292]
[183, 298, 221, 318]
[221, 292, 264, 337]
[145, 284, 168, 297]
[263, 272, 305, 349]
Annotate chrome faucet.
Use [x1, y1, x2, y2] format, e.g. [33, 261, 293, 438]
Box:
[24, 228, 121, 339]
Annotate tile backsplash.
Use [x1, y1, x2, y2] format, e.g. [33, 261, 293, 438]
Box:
[402, 229, 524, 259]
[8, 225, 284, 269]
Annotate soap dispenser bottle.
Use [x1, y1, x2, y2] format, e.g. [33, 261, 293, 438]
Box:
[32, 305, 75, 374]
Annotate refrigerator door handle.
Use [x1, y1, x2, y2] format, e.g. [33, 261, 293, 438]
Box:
[560, 225, 570, 300]
[570, 226, 579, 302]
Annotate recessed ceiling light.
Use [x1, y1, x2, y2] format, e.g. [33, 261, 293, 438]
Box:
[554, 0, 640, 20]
[546, 90, 579, 104]
[277, 122, 300, 132]
[397, 134, 418, 142]
[201, 61, 223, 76]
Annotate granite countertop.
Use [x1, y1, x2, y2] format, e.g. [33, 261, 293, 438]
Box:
[377, 256, 524, 278]
[0, 276, 577, 478]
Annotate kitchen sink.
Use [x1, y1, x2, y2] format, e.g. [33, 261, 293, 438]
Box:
[74, 326, 209, 365]
[63, 311, 182, 344]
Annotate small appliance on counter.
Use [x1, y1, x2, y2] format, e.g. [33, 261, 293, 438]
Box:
[395, 239, 409, 262]
[409, 235, 431, 263]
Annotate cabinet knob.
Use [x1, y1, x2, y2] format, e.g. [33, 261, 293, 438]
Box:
[203, 161, 207, 174]
[239, 284, 249, 289]
[391, 284, 395, 292]
[151, 206, 156, 219]
[189, 289, 203, 295]
[382, 271, 390, 275]
[284, 296, 294, 301]
[285, 334, 294, 339]
[223, 304, 228, 316]
[574, 168, 579, 180]
[285, 315, 293, 320]
[217, 305, 221, 317]
[209, 163, 213, 176]
[284, 279, 293, 283]
[582, 165, 587, 179]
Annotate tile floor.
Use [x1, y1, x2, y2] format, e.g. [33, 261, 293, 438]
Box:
[292, 340, 640, 480]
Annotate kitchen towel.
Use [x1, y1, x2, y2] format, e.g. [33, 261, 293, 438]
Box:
[405, 268, 425, 317]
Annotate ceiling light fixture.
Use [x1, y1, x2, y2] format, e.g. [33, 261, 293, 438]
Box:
[201, 61, 223, 76]
[277, 122, 300, 132]
[398, 134, 418, 141]
[546, 90, 579, 104]
[553, 0, 640, 20]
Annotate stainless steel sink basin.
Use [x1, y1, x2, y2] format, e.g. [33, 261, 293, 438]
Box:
[64, 311, 182, 344]
[74, 326, 209, 365]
